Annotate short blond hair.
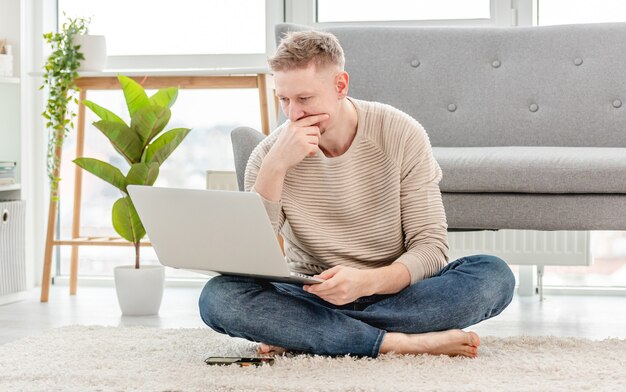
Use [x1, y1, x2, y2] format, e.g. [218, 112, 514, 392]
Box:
[269, 30, 345, 72]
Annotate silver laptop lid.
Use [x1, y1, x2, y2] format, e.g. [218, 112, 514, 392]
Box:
[127, 185, 290, 277]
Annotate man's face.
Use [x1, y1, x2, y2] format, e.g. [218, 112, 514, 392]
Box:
[274, 64, 348, 134]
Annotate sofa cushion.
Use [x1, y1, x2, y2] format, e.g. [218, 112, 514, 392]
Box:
[443, 192, 626, 230]
[434, 147, 626, 194]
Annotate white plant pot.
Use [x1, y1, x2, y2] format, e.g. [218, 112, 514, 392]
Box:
[114, 265, 164, 316]
[73, 34, 107, 71]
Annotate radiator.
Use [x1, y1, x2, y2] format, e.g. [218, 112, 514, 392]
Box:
[0, 200, 27, 304]
[448, 229, 592, 266]
[204, 171, 592, 267]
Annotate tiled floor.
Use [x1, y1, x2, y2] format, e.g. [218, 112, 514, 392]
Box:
[1, 284, 626, 345]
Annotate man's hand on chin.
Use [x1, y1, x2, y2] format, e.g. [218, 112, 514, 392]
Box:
[302, 265, 374, 306]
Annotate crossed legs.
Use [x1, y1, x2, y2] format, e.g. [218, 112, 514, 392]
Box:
[198, 254, 515, 358]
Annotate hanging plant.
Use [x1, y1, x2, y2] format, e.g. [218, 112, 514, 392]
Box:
[41, 15, 90, 200]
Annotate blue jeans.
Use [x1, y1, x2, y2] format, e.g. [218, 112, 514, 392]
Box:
[198, 254, 515, 358]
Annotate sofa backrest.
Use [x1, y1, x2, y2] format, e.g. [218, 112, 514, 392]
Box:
[275, 23, 626, 147]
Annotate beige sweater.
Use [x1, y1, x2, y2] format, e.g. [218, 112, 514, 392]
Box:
[244, 98, 449, 285]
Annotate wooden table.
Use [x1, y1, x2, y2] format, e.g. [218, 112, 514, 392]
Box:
[40, 68, 277, 302]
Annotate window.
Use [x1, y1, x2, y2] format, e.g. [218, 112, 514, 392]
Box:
[58, 0, 266, 55]
[317, 0, 490, 23]
[538, 0, 626, 25]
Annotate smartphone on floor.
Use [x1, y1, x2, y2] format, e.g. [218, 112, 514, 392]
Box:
[204, 356, 275, 367]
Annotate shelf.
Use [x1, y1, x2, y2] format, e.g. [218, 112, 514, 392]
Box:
[0, 183, 20, 192]
[52, 237, 152, 247]
[29, 67, 271, 78]
[0, 76, 20, 84]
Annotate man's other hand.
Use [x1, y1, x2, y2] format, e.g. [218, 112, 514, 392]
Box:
[302, 265, 373, 306]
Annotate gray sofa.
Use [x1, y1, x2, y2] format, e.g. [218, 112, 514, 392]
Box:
[232, 22, 626, 231]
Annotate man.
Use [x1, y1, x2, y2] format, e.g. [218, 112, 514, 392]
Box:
[199, 30, 515, 358]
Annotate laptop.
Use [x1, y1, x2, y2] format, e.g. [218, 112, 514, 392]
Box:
[127, 185, 324, 285]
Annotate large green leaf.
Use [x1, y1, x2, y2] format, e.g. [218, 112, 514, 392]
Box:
[131, 105, 171, 146]
[93, 120, 143, 164]
[112, 196, 146, 243]
[83, 99, 126, 124]
[118, 75, 150, 117]
[149, 87, 178, 108]
[73, 157, 126, 192]
[126, 163, 159, 187]
[144, 128, 192, 166]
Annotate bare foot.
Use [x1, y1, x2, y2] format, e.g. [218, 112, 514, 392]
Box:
[257, 343, 288, 356]
[380, 330, 480, 358]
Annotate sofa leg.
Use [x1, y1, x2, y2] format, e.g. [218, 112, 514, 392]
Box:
[518, 265, 546, 301]
[537, 265, 545, 301]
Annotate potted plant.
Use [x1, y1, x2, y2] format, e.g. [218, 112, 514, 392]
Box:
[73, 74, 191, 315]
[73, 25, 107, 71]
[41, 15, 90, 201]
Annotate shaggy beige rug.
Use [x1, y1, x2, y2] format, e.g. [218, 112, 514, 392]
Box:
[0, 325, 624, 392]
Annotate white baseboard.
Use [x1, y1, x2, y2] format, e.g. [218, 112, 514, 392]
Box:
[52, 275, 208, 288]
[0, 291, 29, 306]
[542, 286, 626, 297]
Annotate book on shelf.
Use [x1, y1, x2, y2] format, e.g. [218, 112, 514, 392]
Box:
[0, 161, 16, 171]
[0, 168, 15, 175]
[1, 163, 16, 173]
[0, 162, 16, 185]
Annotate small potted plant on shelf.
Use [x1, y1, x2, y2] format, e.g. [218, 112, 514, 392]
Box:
[74, 74, 191, 315]
[72, 23, 107, 72]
